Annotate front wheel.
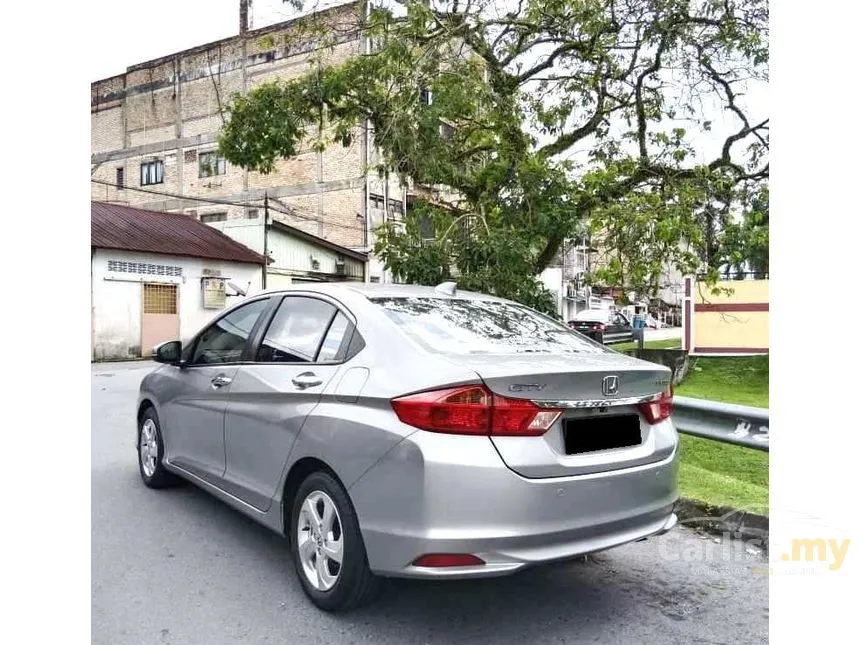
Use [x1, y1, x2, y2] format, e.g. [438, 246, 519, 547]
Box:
[137, 407, 179, 489]
[290, 471, 379, 611]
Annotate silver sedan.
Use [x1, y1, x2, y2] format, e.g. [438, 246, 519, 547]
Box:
[137, 283, 679, 611]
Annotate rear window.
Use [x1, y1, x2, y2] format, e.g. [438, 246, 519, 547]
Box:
[371, 297, 610, 355]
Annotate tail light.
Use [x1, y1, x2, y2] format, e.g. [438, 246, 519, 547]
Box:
[391, 385, 563, 436]
[638, 386, 673, 424]
[591, 323, 606, 331]
[412, 554, 485, 567]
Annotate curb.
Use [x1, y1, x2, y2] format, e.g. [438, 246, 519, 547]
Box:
[675, 497, 769, 549]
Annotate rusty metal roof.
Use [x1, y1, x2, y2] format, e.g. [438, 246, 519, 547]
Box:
[91, 202, 266, 265]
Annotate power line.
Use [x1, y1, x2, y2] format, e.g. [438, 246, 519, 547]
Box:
[90, 179, 367, 233]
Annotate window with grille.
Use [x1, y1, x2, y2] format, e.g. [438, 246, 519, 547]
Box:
[143, 284, 177, 315]
[200, 212, 227, 223]
[199, 151, 227, 178]
[116, 167, 125, 189]
[140, 159, 164, 185]
[387, 199, 403, 216]
[107, 260, 182, 277]
[369, 193, 385, 209]
[247, 208, 259, 219]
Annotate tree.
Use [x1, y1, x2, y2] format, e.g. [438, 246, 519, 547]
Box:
[219, 0, 769, 314]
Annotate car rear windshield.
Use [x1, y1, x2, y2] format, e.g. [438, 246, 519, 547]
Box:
[370, 297, 610, 355]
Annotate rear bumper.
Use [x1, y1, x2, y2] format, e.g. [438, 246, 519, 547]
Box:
[348, 432, 679, 579]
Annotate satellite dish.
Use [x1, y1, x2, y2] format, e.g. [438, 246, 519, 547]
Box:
[226, 280, 248, 297]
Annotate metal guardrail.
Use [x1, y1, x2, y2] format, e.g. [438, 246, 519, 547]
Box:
[672, 396, 769, 451]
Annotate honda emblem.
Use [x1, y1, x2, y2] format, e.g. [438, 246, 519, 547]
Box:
[602, 375, 619, 396]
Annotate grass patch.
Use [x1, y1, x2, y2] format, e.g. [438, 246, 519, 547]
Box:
[678, 434, 769, 514]
[674, 355, 769, 513]
[676, 355, 769, 408]
[611, 337, 681, 351]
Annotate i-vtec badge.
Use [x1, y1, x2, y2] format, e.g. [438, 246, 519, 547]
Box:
[509, 383, 547, 392]
[602, 375, 619, 396]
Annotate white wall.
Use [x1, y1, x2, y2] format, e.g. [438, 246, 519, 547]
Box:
[538, 267, 564, 318]
[92, 249, 263, 360]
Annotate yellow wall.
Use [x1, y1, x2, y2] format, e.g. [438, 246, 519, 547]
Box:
[691, 279, 769, 353]
[694, 280, 769, 305]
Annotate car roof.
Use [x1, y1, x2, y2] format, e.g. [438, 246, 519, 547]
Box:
[251, 282, 509, 302]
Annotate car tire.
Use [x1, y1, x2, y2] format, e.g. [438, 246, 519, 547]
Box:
[137, 407, 179, 489]
[290, 471, 379, 612]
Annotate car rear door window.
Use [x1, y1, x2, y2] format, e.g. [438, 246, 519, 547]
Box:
[317, 312, 351, 362]
[257, 297, 336, 363]
[191, 298, 270, 365]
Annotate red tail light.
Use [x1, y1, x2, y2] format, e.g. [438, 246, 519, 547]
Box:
[638, 387, 673, 424]
[391, 385, 563, 436]
[412, 553, 485, 567]
[591, 323, 606, 331]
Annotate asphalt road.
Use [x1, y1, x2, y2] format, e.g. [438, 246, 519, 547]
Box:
[92, 361, 768, 645]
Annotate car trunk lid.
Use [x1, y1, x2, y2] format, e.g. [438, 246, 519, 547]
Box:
[456, 352, 675, 479]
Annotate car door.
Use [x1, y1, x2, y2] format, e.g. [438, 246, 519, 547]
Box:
[222, 295, 354, 511]
[159, 297, 272, 486]
[606, 312, 632, 344]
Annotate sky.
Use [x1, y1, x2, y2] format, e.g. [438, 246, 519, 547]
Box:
[90, 0, 766, 167]
[90, 0, 335, 80]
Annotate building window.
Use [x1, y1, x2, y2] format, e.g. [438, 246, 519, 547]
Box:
[143, 283, 178, 315]
[140, 159, 164, 186]
[419, 87, 432, 106]
[199, 151, 226, 178]
[200, 212, 227, 223]
[439, 122, 455, 141]
[387, 199, 403, 216]
[116, 167, 125, 189]
[107, 260, 182, 277]
[369, 193, 385, 210]
[247, 208, 259, 220]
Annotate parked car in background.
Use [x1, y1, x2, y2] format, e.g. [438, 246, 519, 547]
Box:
[568, 309, 635, 345]
[137, 283, 677, 611]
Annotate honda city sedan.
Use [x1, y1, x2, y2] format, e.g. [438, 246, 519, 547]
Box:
[137, 282, 679, 611]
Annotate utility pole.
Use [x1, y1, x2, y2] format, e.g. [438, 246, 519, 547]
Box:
[263, 192, 269, 289]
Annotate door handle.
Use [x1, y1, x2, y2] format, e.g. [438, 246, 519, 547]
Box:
[292, 372, 323, 389]
[211, 374, 233, 388]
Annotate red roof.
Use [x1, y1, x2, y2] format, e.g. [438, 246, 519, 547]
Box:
[91, 202, 266, 265]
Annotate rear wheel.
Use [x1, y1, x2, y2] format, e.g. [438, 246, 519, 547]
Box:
[290, 471, 379, 611]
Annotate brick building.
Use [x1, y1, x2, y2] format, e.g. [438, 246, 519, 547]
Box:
[91, 1, 410, 282]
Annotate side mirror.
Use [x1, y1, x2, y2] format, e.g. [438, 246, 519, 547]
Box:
[153, 340, 182, 365]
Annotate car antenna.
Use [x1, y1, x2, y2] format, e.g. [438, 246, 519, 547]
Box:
[434, 281, 457, 296]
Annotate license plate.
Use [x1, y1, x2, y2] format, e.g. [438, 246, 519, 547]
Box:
[563, 415, 641, 455]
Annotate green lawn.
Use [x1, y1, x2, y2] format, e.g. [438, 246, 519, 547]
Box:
[676, 355, 769, 408]
[678, 435, 769, 514]
[611, 337, 681, 351]
[675, 355, 770, 513]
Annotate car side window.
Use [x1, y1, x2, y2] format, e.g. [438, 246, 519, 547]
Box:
[191, 298, 270, 365]
[616, 313, 629, 325]
[257, 297, 336, 363]
[317, 312, 351, 362]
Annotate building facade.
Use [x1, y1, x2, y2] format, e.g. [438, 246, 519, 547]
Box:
[91, 1, 406, 282]
[91, 202, 266, 360]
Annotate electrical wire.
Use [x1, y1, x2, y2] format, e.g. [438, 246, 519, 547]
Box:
[90, 179, 367, 233]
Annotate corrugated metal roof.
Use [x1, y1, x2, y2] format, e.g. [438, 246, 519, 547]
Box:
[91, 202, 266, 265]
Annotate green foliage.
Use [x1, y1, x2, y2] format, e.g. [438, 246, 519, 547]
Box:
[221, 0, 769, 309]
